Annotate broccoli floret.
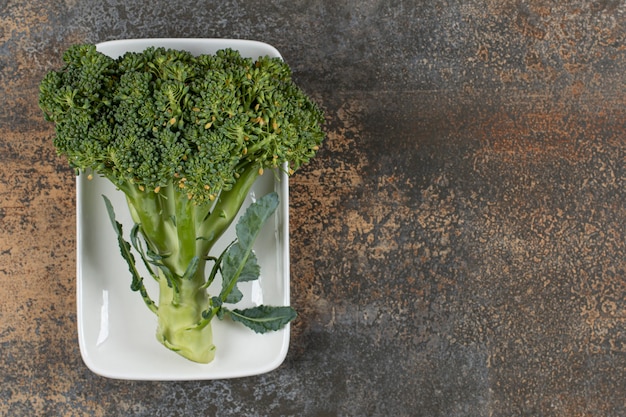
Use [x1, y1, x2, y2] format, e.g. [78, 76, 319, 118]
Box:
[40, 43, 324, 363]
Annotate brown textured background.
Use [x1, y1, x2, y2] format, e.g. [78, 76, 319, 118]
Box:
[1, 1, 625, 416]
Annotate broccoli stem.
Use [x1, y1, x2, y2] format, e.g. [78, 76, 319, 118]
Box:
[154, 259, 216, 363]
[114, 164, 261, 363]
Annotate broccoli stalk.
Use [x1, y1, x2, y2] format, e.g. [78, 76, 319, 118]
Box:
[39, 43, 324, 363]
[117, 164, 260, 363]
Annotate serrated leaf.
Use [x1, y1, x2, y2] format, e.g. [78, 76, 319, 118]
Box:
[102, 195, 157, 314]
[235, 192, 279, 249]
[202, 240, 235, 290]
[129, 223, 159, 281]
[222, 245, 260, 284]
[210, 296, 222, 309]
[103, 195, 140, 290]
[182, 256, 200, 280]
[223, 286, 244, 304]
[218, 193, 278, 303]
[227, 305, 297, 334]
[220, 248, 259, 303]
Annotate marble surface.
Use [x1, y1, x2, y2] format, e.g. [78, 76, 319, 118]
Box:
[1, 1, 625, 415]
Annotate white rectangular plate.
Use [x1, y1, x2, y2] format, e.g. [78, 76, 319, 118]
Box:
[76, 39, 290, 380]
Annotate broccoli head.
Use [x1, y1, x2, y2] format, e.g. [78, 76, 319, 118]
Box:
[40, 43, 323, 202]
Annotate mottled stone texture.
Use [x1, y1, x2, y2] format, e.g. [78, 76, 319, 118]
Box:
[1, 0, 625, 416]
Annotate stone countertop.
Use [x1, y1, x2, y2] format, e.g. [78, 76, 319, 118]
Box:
[1, 1, 625, 416]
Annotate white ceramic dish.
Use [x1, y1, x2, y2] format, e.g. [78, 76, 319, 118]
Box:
[76, 39, 290, 380]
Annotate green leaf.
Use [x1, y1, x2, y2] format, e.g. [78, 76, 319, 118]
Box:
[227, 305, 297, 334]
[227, 247, 260, 283]
[129, 223, 159, 281]
[221, 246, 260, 304]
[235, 192, 279, 249]
[154, 263, 176, 289]
[202, 240, 235, 290]
[224, 286, 244, 305]
[102, 195, 157, 314]
[218, 193, 278, 303]
[196, 193, 281, 331]
[182, 256, 200, 280]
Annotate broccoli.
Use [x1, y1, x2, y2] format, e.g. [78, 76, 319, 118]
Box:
[39, 43, 324, 363]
